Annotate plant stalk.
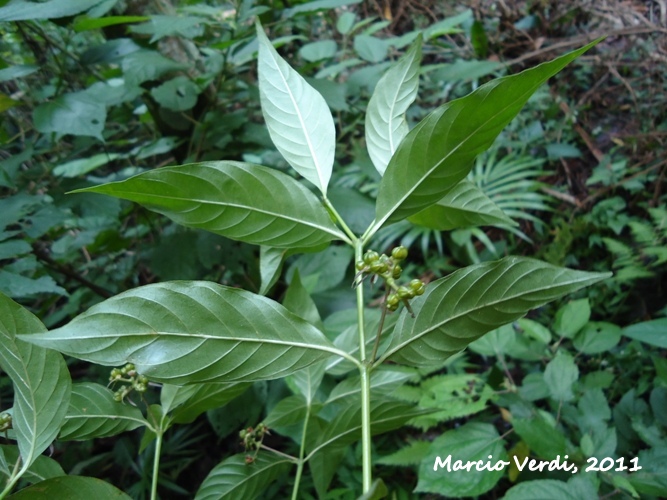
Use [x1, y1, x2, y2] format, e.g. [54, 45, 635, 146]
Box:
[151, 429, 164, 500]
[354, 241, 372, 492]
[291, 404, 311, 500]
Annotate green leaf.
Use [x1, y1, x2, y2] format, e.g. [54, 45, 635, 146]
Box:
[33, 92, 106, 141]
[161, 382, 250, 424]
[380, 257, 610, 366]
[408, 180, 517, 230]
[372, 40, 601, 230]
[0, 445, 64, 485]
[53, 153, 121, 178]
[195, 452, 293, 500]
[0, 293, 71, 471]
[283, 0, 361, 17]
[354, 35, 388, 63]
[0, 0, 104, 21]
[308, 398, 430, 495]
[263, 394, 310, 428]
[365, 35, 421, 175]
[512, 414, 566, 460]
[121, 51, 187, 86]
[0, 271, 68, 298]
[6, 475, 132, 499]
[553, 298, 590, 338]
[325, 367, 413, 408]
[573, 322, 621, 354]
[544, 352, 579, 402]
[59, 383, 147, 441]
[150, 76, 201, 112]
[417, 422, 508, 497]
[130, 15, 208, 43]
[299, 40, 337, 62]
[257, 23, 335, 195]
[283, 269, 324, 331]
[358, 478, 388, 500]
[376, 440, 431, 466]
[73, 15, 149, 32]
[72, 161, 346, 249]
[0, 65, 38, 82]
[259, 246, 287, 295]
[503, 478, 598, 500]
[623, 318, 667, 348]
[19, 282, 346, 384]
[628, 447, 667, 497]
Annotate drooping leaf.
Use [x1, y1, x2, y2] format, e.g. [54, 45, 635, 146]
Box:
[371, 40, 602, 232]
[33, 92, 106, 141]
[379, 257, 610, 367]
[161, 382, 251, 424]
[195, 452, 293, 500]
[257, 23, 335, 195]
[417, 422, 508, 497]
[0, 445, 64, 486]
[6, 475, 132, 499]
[19, 282, 345, 385]
[408, 180, 516, 230]
[0, 293, 71, 472]
[72, 161, 347, 249]
[365, 35, 422, 175]
[59, 383, 147, 440]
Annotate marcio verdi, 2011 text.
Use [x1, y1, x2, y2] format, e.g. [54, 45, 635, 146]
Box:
[433, 455, 642, 474]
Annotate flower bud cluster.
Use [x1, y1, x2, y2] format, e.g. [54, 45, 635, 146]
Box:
[239, 423, 269, 464]
[355, 246, 427, 312]
[109, 363, 149, 402]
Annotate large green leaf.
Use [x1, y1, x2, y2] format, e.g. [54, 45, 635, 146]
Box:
[365, 35, 422, 175]
[0, 294, 71, 472]
[59, 383, 147, 440]
[195, 452, 293, 500]
[408, 180, 516, 230]
[257, 23, 335, 195]
[161, 382, 251, 424]
[371, 40, 601, 231]
[73, 161, 347, 248]
[379, 257, 610, 367]
[6, 475, 132, 499]
[19, 282, 348, 384]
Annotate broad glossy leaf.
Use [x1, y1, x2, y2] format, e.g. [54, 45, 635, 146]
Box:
[417, 422, 507, 497]
[283, 269, 324, 332]
[73, 161, 346, 249]
[365, 36, 421, 175]
[409, 180, 516, 230]
[380, 257, 610, 367]
[0, 445, 64, 485]
[0, 293, 71, 470]
[6, 475, 132, 499]
[264, 394, 312, 428]
[59, 383, 147, 440]
[19, 282, 344, 384]
[257, 23, 335, 195]
[195, 452, 293, 500]
[372, 40, 601, 230]
[161, 382, 251, 424]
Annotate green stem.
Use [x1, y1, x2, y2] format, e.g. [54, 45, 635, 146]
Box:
[323, 196, 357, 244]
[370, 287, 390, 363]
[291, 404, 311, 500]
[151, 430, 163, 500]
[0, 456, 25, 499]
[354, 241, 373, 493]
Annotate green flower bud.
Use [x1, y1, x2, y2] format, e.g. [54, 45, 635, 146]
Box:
[391, 246, 408, 261]
[369, 261, 388, 274]
[409, 279, 426, 296]
[355, 260, 367, 271]
[392, 265, 402, 279]
[396, 286, 413, 300]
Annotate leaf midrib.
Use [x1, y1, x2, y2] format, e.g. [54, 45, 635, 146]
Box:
[379, 266, 600, 363]
[101, 190, 345, 241]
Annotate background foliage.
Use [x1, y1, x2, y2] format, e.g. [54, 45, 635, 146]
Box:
[1, 0, 666, 498]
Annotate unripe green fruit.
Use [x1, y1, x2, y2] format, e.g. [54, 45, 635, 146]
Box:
[391, 246, 408, 261]
[386, 293, 399, 307]
[409, 279, 426, 296]
[363, 250, 379, 264]
[369, 261, 388, 274]
[392, 265, 402, 279]
[396, 286, 413, 300]
[355, 260, 366, 271]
